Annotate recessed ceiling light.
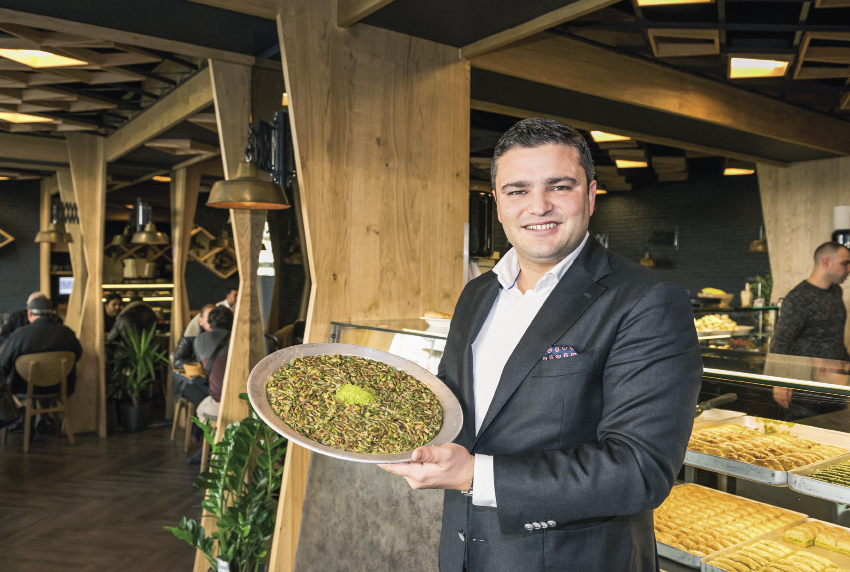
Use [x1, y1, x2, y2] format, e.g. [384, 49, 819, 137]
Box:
[616, 160, 649, 169]
[282, 93, 289, 106]
[590, 131, 631, 143]
[0, 112, 53, 123]
[596, 188, 608, 194]
[724, 168, 755, 176]
[729, 58, 789, 79]
[0, 49, 87, 68]
[0, 176, 9, 181]
[637, 0, 712, 5]
[152, 175, 172, 182]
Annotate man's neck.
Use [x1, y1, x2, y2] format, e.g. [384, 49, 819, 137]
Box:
[807, 272, 832, 290]
[515, 258, 560, 294]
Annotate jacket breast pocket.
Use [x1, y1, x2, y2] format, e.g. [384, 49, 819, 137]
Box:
[530, 349, 598, 378]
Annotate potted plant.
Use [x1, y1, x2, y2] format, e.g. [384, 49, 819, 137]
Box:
[109, 323, 169, 433]
[167, 394, 288, 572]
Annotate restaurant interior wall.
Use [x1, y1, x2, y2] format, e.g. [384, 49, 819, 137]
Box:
[185, 192, 237, 309]
[0, 181, 42, 313]
[588, 175, 770, 302]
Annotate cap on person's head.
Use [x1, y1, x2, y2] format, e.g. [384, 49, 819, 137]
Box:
[27, 296, 53, 315]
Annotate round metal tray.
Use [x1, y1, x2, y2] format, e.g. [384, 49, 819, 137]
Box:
[246, 343, 463, 464]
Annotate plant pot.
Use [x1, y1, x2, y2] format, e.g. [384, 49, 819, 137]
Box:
[120, 402, 149, 433]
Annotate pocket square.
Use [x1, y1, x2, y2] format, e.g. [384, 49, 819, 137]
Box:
[542, 346, 578, 361]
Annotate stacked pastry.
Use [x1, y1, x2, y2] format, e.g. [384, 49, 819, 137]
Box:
[654, 485, 800, 557]
[688, 424, 845, 470]
[707, 539, 844, 571]
[784, 521, 850, 557]
[809, 460, 850, 487]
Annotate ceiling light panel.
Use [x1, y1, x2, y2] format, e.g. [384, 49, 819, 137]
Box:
[637, 0, 713, 5]
[590, 131, 631, 143]
[0, 112, 53, 123]
[724, 168, 756, 176]
[729, 58, 789, 79]
[616, 160, 649, 169]
[0, 49, 88, 68]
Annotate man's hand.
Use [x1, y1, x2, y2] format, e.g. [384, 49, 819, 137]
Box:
[774, 386, 793, 408]
[378, 443, 474, 491]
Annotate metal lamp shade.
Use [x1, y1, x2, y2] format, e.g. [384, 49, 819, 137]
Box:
[207, 162, 290, 210]
[35, 221, 72, 243]
[110, 226, 132, 246]
[131, 222, 169, 245]
[749, 239, 768, 253]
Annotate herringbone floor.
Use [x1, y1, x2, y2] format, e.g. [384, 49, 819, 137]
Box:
[0, 424, 201, 572]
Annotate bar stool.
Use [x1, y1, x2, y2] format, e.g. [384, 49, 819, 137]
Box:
[14, 351, 76, 453]
[170, 396, 195, 452]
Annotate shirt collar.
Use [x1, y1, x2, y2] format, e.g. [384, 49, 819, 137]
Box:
[493, 232, 591, 292]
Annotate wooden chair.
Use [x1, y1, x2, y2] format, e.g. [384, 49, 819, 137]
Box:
[14, 351, 76, 453]
[170, 396, 195, 452]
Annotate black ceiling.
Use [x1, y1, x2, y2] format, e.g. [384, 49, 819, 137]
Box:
[0, 0, 279, 56]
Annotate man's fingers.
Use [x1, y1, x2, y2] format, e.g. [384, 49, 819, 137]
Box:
[412, 446, 440, 464]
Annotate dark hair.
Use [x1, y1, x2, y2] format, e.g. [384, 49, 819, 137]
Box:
[105, 293, 122, 304]
[814, 241, 849, 263]
[207, 306, 233, 332]
[225, 286, 238, 295]
[491, 118, 595, 190]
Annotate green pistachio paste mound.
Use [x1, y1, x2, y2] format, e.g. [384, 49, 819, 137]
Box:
[336, 384, 377, 405]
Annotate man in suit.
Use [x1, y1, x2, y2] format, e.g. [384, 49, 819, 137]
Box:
[380, 118, 702, 571]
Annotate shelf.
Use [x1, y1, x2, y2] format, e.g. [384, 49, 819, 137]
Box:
[50, 270, 73, 276]
[188, 225, 237, 279]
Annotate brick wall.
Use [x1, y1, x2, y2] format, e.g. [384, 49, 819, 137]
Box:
[0, 181, 42, 313]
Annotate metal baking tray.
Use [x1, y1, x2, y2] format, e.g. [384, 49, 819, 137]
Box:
[788, 453, 850, 504]
[685, 416, 850, 485]
[656, 483, 807, 568]
[694, 408, 746, 427]
[247, 343, 463, 464]
[701, 518, 850, 572]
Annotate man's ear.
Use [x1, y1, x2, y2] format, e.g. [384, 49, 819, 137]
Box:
[588, 179, 598, 215]
[492, 190, 502, 224]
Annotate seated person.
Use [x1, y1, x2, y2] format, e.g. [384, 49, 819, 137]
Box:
[107, 296, 158, 342]
[0, 296, 82, 396]
[186, 306, 232, 464]
[180, 303, 216, 340]
[103, 294, 122, 334]
[217, 287, 238, 309]
[0, 292, 51, 348]
[171, 304, 215, 401]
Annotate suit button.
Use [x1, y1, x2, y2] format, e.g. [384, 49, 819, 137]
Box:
[532, 522, 542, 529]
[457, 530, 465, 542]
[540, 521, 548, 529]
[524, 524, 534, 531]
[547, 520, 557, 527]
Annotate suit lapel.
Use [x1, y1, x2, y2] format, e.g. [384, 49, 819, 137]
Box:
[472, 238, 612, 448]
[455, 275, 500, 446]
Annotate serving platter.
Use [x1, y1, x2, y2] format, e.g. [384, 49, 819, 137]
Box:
[788, 453, 850, 504]
[246, 343, 463, 464]
[701, 518, 850, 572]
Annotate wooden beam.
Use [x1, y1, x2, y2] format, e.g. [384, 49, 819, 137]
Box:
[66, 132, 106, 437]
[0, 132, 68, 164]
[460, 0, 620, 59]
[470, 99, 789, 167]
[0, 8, 255, 66]
[268, 443, 311, 572]
[469, 34, 850, 157]
[105, 68, 214, 163]
[38, 176, 53, 297]
[57, 169, 86, 335]
[337, 0, 396, 28]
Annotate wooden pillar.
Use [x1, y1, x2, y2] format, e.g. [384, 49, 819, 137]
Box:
[57, 169, 87, 335]
[759, 157, 850, 348]
[269, 0, 470, 570]
[38, 176, 55, 297]
[66, 132, 107, 437]
[169, 165, 201, 420]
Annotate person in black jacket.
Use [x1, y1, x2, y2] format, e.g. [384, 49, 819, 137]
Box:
[107, 297, 158, 342]
[0, 296, 82, 396]
[0, 292, 48, 348]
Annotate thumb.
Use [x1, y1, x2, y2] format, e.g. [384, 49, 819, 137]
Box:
[412, 446, 440, 463]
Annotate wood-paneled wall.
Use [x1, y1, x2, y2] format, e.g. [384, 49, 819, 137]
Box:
[759, 157, 850, 347]
[270, 1, 470, 570]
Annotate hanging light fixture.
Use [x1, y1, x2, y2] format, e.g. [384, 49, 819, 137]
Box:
[131, 202, 169, 245]
[35, 204, 73, 243]
[207, 122, 290, 210]
[110, 225, 132, 246]
[749, 225, 768, 253]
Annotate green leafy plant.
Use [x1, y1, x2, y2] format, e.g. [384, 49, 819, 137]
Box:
[167, 394, 288, 572]
[109, 323, 169, 407]
[748, 274, 773, 305]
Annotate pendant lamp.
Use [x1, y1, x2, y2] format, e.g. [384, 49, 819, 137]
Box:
[206, 123, 290, 210]
[110, 225, 132, 246]
[35, 204, 73, 243]
[132, 222, 169, 245]
[749, 225, 768, 253]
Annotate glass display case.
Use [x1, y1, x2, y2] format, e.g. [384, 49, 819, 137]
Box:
[328, 320, 850, 572]
[697, 306, 778, 377]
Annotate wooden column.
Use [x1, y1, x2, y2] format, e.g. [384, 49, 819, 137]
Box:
[66, 132, 107, 437]
[759, 157, 850, 348]
[38, 176, 55, 297]
[269, 0, 469, 570]
[57, 169, 87, 335]
[170, 165, 202, 349]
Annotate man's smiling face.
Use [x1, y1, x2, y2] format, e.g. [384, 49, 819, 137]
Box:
[494, 143, 596, 270]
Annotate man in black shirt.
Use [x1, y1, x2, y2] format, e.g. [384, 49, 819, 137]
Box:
[0, 292, 47, 348]
[0, 296, 82, 396]
[772, 242, 850, 418]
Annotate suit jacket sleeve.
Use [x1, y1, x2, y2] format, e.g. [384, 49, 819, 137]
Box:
[493, 281, 702, 532]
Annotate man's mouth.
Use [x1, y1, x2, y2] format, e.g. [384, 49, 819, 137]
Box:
[523, 222, 559, 230]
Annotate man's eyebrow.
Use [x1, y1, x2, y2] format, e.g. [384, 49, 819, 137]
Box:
[546, 176, 579, 186]
[499, 180, 531, 192]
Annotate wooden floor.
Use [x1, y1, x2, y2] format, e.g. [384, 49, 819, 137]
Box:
[0, 424, 202, 572]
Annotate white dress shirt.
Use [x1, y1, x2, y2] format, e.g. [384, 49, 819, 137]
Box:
[470, 232, 590, 507]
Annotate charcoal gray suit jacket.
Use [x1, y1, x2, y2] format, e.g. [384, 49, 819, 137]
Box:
[437, 237, 702, 572]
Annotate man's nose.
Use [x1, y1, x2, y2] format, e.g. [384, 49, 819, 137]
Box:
[527, 189, 552, 216]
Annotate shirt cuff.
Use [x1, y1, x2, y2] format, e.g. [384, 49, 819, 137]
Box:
[472, 454, 498, 507]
